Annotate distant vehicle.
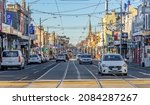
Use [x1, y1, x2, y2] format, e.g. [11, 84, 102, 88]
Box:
[38, 54, 46, 63]
[56, 54, 66, 62]
[98, 54, 128, 76]
[79, 54, 93, 64]
[1, 50, 25, 70]
[28, 54, 41, 64]
[44, 55, 50, 61]
[76, 54, 81, 61]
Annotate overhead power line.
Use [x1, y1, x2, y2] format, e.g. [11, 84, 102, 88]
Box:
[32, 7, 119, 16]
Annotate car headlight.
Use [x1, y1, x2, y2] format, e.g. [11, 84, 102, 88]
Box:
[123, 64, 127, 67]
[102, 64, 108, 67]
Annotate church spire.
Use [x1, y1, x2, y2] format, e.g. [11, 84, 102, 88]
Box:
[88, 15, 92, 36]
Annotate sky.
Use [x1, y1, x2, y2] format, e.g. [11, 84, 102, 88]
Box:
[7, 0, 142, 45]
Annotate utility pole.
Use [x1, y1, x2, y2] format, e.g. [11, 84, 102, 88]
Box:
[40, 18, 42, 54]
[120, 0, 123, 55]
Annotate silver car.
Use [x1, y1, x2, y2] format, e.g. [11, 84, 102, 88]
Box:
[79, 54, 93, 64]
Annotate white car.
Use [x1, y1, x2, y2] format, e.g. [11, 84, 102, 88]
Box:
[28, 54, 42, 64]
[1, 50, 25, 70]
[56, 54, 66, 62]
[79, 54, 93, 64]
[38, 54, 46, 63]
[76, 54, 81, 61]
[98, 54, 128, 76]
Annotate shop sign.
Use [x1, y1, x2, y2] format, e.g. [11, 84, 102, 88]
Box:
[2, 23, 10, 33]
[10, 26, 13, 33]
[18, 31, 22, 37]
[13, 29, 18, 35]
[114, 41, 120, 45]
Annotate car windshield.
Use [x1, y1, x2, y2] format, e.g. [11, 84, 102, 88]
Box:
[3, 51, 18, 57]
[103, 55, 123, 61]
[30, 55, 38, 58]
[81, 55, 91, 58]
[58, 54, 65, 56]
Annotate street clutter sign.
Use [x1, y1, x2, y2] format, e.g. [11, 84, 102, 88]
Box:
[2, 23, 10, 33]
[6, 12, 13, 25]
[0, 12, 2, 32]
[114, 41, 120, 45]
[29, 24, 34, 34]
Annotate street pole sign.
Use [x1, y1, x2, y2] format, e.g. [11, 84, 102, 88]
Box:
[29, 24, 34, 35]
[0, 12, 2, 32]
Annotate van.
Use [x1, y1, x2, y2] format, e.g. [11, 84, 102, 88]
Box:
[1, 50, 25, 70]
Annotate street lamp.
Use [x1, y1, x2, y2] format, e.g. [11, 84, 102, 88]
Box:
[39, 17, 57, 54]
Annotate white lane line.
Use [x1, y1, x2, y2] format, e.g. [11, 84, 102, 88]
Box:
[37, 63, 60, 80]
[139, 72, 150, 76]
[18, 62, 56, 81]
[128, 74, 140, 79]
[34, 71, 39, 74]
[0, 71, 7, 74]
[83, 66, 103, 88]
[92, 65, 98, 68]
[25, 65, 40, 70]
[73, 61, 81, 80]
[18, 76, 28, 81]
[56, 61, 70, 88]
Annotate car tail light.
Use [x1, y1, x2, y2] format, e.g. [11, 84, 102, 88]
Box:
[18, 56, 21, 62]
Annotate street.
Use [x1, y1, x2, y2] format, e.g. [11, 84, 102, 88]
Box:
[0, 60, 150, 88]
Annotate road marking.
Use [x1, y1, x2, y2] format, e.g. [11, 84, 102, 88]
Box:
[92, 65, 98, 68]
[0, 71, 7, 74]
[19, 76, 29, 81]
[139, 72, 150, 76]
[25, 65, 39, 70]
[128, 74, 140, 79]
[37, 63, 60, 80]
[73, 61, 81, 80]
[18, 62, 56, 82]
[83, 66, 103, 88]
[56, 61, 70, 88]
[129, 66, 150, 71]
[34, 71, 39, 74]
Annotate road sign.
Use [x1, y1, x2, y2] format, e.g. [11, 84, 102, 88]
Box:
[6, 12, 13, 25]
[29, 24, 34, 34]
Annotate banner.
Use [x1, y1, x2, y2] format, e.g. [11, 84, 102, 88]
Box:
[6, 12, 13, 26]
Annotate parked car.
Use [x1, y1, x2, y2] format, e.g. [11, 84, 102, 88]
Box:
[79, 54, 93, 64]
[28, 54, 42, 64]
[56, 54, 66, 62]
[44, 55, 50, 62]
[98, 54, 128, 76]
[1, 50, 25, 70]
[38, 54, 46, 63]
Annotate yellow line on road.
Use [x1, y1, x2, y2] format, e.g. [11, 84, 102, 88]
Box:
[0, 79, 150, 88]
